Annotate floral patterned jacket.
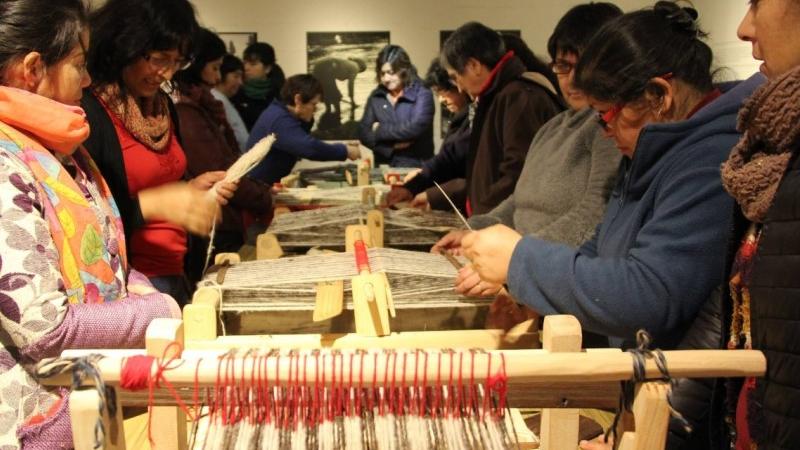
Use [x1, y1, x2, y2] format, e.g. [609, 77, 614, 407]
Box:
[0, 139, 176, 448]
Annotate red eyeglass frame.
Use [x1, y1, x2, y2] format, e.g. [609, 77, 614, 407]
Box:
[597, 73, 673, 130]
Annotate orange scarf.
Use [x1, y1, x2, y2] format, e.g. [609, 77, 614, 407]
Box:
[0, 86, 128, 303]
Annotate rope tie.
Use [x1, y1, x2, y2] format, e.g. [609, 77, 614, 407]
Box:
[35, 355, 113, 449]
[606, 330, 692, 448]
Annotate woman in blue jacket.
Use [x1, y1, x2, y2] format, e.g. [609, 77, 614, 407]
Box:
[459, 3, 764, 449]
[247, 74, 361, 184]
[358, 45, 434, 168]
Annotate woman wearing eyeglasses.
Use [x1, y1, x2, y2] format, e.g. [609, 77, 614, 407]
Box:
[460, 2, 764, 448]
[81, 0, 236, 305]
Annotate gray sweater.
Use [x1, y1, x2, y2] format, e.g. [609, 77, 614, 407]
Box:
[468, 107, 620, 247]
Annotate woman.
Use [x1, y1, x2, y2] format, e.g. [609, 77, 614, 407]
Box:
[173, 28, 273, 279]
[0, 1, 179, 448]
[246, 74, 361, 185]
[211, 54, 249, 152]
[384, 59, 471, 213]
[459, 3, 764, 448]
[433, 3, 623, 300]
[358, 44, 435, 168]
[722, 1, 800, 449]
[82, 0, 235, 305]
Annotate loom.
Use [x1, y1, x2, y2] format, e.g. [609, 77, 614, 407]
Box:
[40, 315, 766, 450]
[273, 185, 392, 208]
[192, 246, 490, 337]
[261, 204, 462, 252]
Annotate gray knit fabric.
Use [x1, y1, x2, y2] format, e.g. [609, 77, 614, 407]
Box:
[468, 108, 620, 247]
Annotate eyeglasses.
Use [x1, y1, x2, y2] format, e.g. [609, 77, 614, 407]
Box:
[596, 72, 674, 130]
[597, 103, 624, 130]
[143, 53, 191, 73]
[549, 61, 574, 75]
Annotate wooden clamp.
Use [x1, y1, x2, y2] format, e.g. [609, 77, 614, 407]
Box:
[256, 232, 283, 260]
[348, 228, 394, 337]
[367, 210, 384, 248]
[361, 186, 377, 206]
[357, 159, 371, 186]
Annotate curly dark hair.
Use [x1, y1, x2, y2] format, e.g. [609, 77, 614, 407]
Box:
[87, 0, 198, 87]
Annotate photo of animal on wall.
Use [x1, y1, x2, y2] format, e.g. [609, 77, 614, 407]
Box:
[307, 31, 390, 140]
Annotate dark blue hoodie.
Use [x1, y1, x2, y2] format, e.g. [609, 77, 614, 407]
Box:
[247, 100, 347, 184]
[507, 74, 765, 348]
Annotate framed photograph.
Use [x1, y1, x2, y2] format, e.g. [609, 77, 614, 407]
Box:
[218, 32, 258, 58]
[307, 31, 391, 140]
[438, 30, 521, 137]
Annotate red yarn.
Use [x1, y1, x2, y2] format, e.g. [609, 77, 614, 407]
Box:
[119, 341, 197, 446]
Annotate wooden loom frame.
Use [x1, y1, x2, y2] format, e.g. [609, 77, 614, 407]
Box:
[43, 315, 766, 450]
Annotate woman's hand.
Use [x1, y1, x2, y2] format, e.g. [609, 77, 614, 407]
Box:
[454, 264, 503, 297]
[431, 229, 470, 255]
[409, 192, 430, 211]
[385, 186, 413, 207]
[393, 141, 412, 150]
[139, 181, 220, 236]
[461, 225, 522, 285]
[345, 142, 362, 160]
[190, 171, 237, 206]
[579, 435, 613, 450]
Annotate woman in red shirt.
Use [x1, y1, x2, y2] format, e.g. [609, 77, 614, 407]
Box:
[82, 0, 236, 305]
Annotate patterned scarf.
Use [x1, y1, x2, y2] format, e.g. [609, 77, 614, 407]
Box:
[93, 83, 172, 151]
[0, 87, 127, 304]
[721, 66, 800, 222]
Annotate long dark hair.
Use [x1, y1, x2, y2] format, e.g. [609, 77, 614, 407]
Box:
[574, 1, 713, 105]
[87, 0, 198, 87]
[175, 28, 226, 87]
[0, 0, 88, 82]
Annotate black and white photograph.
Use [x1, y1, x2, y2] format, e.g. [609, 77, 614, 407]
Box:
[218, 31, 257, 58]
[307, 31, 390, 140]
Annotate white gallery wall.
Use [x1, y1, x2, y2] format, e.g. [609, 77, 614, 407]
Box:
[189, 0, 759, 80]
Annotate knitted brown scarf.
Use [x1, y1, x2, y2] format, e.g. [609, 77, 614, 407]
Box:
[93, 83, 172, 152]
[721, 66, 800, 223]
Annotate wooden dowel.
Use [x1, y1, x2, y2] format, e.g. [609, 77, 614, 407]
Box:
[41, 349, 765, 387]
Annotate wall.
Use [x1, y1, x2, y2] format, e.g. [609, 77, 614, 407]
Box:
[190, 0, 653, 78]
[693, 0, 760, 80]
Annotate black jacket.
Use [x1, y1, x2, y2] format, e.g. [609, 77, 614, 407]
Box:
[403, 107, 471, 214]
[231, 64, 286, 131]
[747, 150, 800, 450]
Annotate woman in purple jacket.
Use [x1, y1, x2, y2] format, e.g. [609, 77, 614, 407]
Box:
[358, 45, 435, 168]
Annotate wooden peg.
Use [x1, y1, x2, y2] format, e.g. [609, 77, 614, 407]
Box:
[366, 210, 384, 248]
[617, 382, 671, 450]
[280, 173, 300, 188]
[145, 318, 187, 450]
[345, 224, 373, 252]
[256, 232, 283, 260]
[361, 186, 376, 206]
[357, 160, 371, 186]
[345, 168, 354, 186]
[184, 287, 221, 342]
[273, 206, 292, 217]
[214, 252, 240, 266]
[350, 230, 391, 337]
[313, 280, 344, 321]
[70, 387, 127, 450]
[539, 315, 582, 450]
